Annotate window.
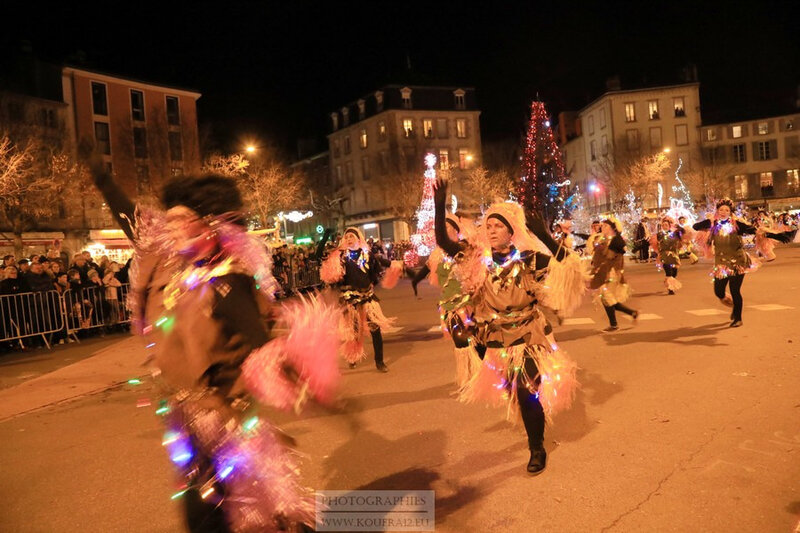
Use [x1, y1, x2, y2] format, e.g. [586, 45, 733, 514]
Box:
[626, 129, 639, 150]
[166, 96, 180, 125]
[601, 134, 609, 155]
[171, 167, 182, 176]
[456, 118, 467, 138]
[130, 90, 145, 122]
[331, 113, 339, 131]
[588, 115, 595, 134]
[705, 128, 717, 141]
[590, 140, 597, 161]
[363, 190, 368, 205]
[760, 172, 774, 196]
[357, 99, 365, 121]
[438, 149, 449, 169]
[39, 109, 56, 128]
[94, 122, 111, 155]
[436, 118, 448, 138]
[333, 138, 341, 158]
[624, 103, 636, 122]
[375, 91, 384, 112]
[91, 82, 108, 115]
[133, 127, 148, 159]
[675, 124, 689, 146]
[341, 107, 349, 127]
[379, 151, 389, 175]
[599, 109, 607, 129]
[454, 89, 466, 110]
[732, 125, 743, 138]
[361, 156, 370, 180]
[787, 169, 800, 190]
[785, 119, 794, 131]
[458, 148, 471, 169]
[423, 119, 434, 139]
[401, 87, 412, 109]
[673, 97, 686, 117]
[334, 165, 342, 186]
[734, 174, 748, 199]
[648, 100, 660, 120]
[168, 131, 183, 161]
[403, 119, 414, 138]
[757, 122, 768, 135]
[378, 121, 387, 141]
[345, 161, 353, 183]
[136, 165, 150, 196]
[649, 127, 662, 148]
[359, 129, 368, 149]
[732, 143, 746, 163]
[756, 140, 774, 160]
[344, 135, 351, 154]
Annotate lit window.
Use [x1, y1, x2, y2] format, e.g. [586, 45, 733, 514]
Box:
[675, 124, 689, 146]
[734, 175, 748, 199]
[401, 87, 412, 109]
[757, 141, 773, 160]
[588, 115, 594, 134]
[438, 149, 449, 169]
[456, 119, 467, 138]
[378, 121, 387, 141]
[624, 103, 636, 122]
[359, 129, 368, 149]
[760, 171, 773, 188]
[757, 122, 768, 135]
[649, 127, 662, 148]
[673, 97, 686, 117]
[732, 125, 742, 138]
[626, 129, 639, 150]
[590, 140, 597, 161]
[732, 143, 746, 163]
[705, 128, 717, 141]
[648, 101, 659, 120]
[403, 119, 414, 138]
[423, 119, 434, 139]
[787, 169, 800, 189]
[458, 149, 471, 169]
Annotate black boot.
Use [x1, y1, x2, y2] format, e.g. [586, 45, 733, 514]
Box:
[371, 329, 388, 372]
[527, 446, 547, 476]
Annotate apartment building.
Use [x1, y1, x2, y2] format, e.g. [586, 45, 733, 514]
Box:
[328, 85, 481, 241]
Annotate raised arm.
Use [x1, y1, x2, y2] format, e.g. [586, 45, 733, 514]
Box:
[525, 212, 568, 262]
[692, 219, 712, 231]
[313, 229, 333, 260]
[88, 154, 136, 240]
[433, 178, 462, 257]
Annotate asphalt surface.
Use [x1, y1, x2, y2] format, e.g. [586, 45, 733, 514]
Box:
[2, 247, 799, 533]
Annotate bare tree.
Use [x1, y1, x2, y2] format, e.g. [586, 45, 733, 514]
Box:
[462, 166, 514, 212]
[595, 137, 671, 209]
[376, 168, 424, 230]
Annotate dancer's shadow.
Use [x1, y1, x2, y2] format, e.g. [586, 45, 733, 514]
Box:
[339, 382, 454, 415]
[601, 323, 730, 347]
[555, 328, 601, 342]
[384, 327, 443, 344]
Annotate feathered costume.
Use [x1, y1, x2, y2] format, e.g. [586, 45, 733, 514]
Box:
[590, 218, 638, 329]
[320, 227, 399, 365]
[650, 218, 684, 293]
[95, 172, 339, 533]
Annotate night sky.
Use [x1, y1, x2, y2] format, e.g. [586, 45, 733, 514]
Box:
[3, 1, 798, 158]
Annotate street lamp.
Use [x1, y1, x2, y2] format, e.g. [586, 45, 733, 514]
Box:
[245, 145, 257, 154]
[662, 147, 671, 153]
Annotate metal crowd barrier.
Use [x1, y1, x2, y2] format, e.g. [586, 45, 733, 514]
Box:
[0, 284, 132, 349]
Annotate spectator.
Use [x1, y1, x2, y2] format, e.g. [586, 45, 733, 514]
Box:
[98, 255, 110, 278]
[0, 266, 28, 294]
[1, 255, 16, 271]
[103, 262, 123, 327]
[18, 259, 31, 275]
[50, 261, 62, 278]
[53, 272, 69, 295]
[71, 253, 90, 283]
[82, 251, 100, 271]
[24, 262, 53, 293]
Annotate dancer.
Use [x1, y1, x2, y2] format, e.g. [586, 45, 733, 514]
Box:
[590, 217, 639, 332]
[320, 227, 398, 372]
[676, 215, 699, 264]
[435, 179, 583, 476]
[692, 199, 791, 327]
[91, 161, 339, 532]
[651, 216, 684, 295]
[753, 210, 777, 262]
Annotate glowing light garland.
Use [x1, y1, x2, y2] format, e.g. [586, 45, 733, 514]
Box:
[410, 153, 438, 257]
[519, 101, 568, 220]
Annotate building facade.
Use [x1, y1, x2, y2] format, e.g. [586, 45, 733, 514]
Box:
[561, 82, 702, 211]
[328, 85, 481, 241]
[699, 112, 800, 210]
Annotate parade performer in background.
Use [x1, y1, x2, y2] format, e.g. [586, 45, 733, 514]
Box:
[590, 217, 639, 332]
[650, 216, 684, 295]
[753, 210, 777, 262]
[320, 227, 400, 372]
[692, 199, 791, 327]
[677, 215, 700, 264]
[91, 158, 340, 532]
[435, 179, 583, 476]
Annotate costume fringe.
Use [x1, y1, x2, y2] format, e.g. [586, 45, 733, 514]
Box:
[541, 252, 589, 316]
[339, 306, 367, 363]
[320, 250, 344, 284]
[665, 276, 682, 292]
[453, 344, 483, 389]
[755, 233, 777, 261]
[694, 230, 714, 259]
[451, 244, 488, 296]
[242, 293, 341, 409]
[364, 300, 399, 333]
[380, 260, 403, 289]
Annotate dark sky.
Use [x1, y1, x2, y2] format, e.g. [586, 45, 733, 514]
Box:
[3, 1, 798, 158]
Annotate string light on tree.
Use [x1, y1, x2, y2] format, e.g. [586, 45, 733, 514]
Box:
[410, 153, 438, 257]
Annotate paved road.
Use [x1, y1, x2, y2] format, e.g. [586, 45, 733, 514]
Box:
[2, 247, 799, 532]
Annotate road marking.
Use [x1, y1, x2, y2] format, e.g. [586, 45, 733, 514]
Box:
[622, 313, 662, 320]
[685, 308, 728, 316]
[427, 325, 442, 332]
[562, 318, 595, 325]
[384, 327, 404, 335]
[748, 304, 794, 311]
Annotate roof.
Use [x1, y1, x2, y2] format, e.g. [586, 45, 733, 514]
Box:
[62, 65, 202, 98]
[579, 82, 700, 114]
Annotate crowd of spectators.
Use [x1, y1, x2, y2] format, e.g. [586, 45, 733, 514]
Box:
[0, 246, 131, 351]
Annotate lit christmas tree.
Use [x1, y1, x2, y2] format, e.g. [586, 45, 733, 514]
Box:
[409, 153, 438, 257]
[519, 101, 569, 222]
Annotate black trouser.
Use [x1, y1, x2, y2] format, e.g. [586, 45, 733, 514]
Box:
[411, 265, 430, 295]
[604, 303, 636, 327]
[714, 273, 745, 321]
[370, 328, 384, 364]
[516, 356, 545, 450]
[664, 265, 678, 278]
[638, 242, 649, 261]
[183, 488, 230, 533]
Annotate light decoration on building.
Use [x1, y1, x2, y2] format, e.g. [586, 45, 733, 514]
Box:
[658, 182, 664, 209]
[451, 194, 458, 214]
[277, 211, 313, 223]
[409, 153, 438, 257]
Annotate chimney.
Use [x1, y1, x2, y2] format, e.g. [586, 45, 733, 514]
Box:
[606, 75, 621, 92]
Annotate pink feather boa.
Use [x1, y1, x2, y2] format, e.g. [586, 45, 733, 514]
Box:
[320, 250, 344, 284]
